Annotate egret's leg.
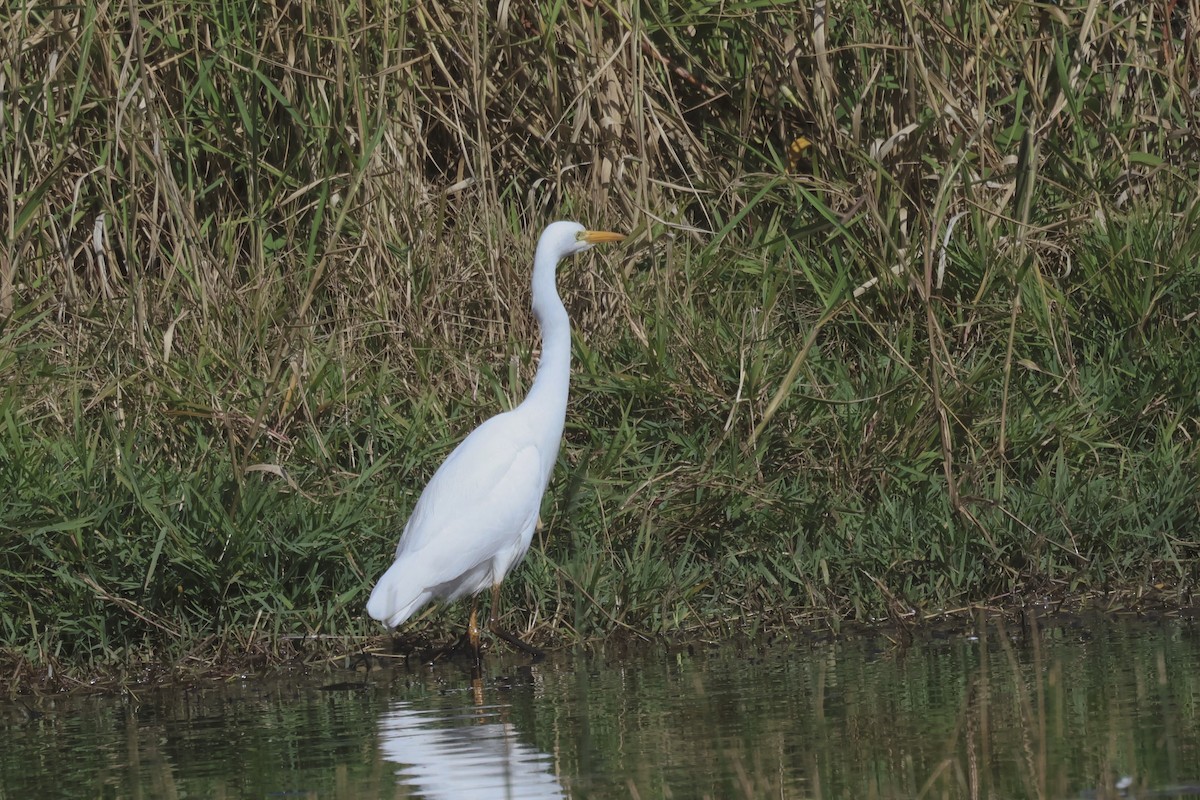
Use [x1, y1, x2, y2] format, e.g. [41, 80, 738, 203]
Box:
[468, 598, 482, 657]
[487, 583, 545, 660]
[488, 583, 503, 626]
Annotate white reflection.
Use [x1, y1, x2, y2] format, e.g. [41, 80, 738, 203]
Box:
[377, 702, 567, 799]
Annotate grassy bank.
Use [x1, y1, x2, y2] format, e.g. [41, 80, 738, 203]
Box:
[2, 0, 1198, 689]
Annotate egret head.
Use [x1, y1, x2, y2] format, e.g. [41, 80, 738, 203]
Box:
[538, 221, 625, 260]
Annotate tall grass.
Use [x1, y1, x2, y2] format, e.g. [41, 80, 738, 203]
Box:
[1, 0, 1198, 687]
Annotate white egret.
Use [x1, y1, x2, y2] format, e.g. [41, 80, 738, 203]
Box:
[366, 221, 624, 655]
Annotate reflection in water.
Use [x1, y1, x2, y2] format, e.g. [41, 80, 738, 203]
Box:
[378, 701, 566, 799]
[0, 617, 1198, 799]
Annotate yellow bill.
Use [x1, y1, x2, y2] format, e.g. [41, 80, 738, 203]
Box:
[578, 230, 625, 244]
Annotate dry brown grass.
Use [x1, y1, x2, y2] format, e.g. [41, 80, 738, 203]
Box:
[1, 0, 1198, 682]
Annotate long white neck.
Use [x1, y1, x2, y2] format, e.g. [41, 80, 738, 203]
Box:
[519, 238, 572, 464]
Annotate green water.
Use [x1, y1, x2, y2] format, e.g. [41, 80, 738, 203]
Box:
[2, 616, 1199, 799]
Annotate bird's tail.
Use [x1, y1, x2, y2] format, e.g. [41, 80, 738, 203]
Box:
[366, 560, 433, 629]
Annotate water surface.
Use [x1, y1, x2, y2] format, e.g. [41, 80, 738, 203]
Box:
[3, 615, 1198, 798]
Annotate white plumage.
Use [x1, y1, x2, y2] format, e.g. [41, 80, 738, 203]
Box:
[366, 222, 624, 646]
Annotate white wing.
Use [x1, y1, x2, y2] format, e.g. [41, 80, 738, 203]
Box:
[366, 410, 551, 626]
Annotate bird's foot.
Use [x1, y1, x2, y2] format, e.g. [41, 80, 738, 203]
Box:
[489, 623, 545, 662]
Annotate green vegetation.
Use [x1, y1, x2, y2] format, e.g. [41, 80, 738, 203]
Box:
[1, 0, 1197, 688]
